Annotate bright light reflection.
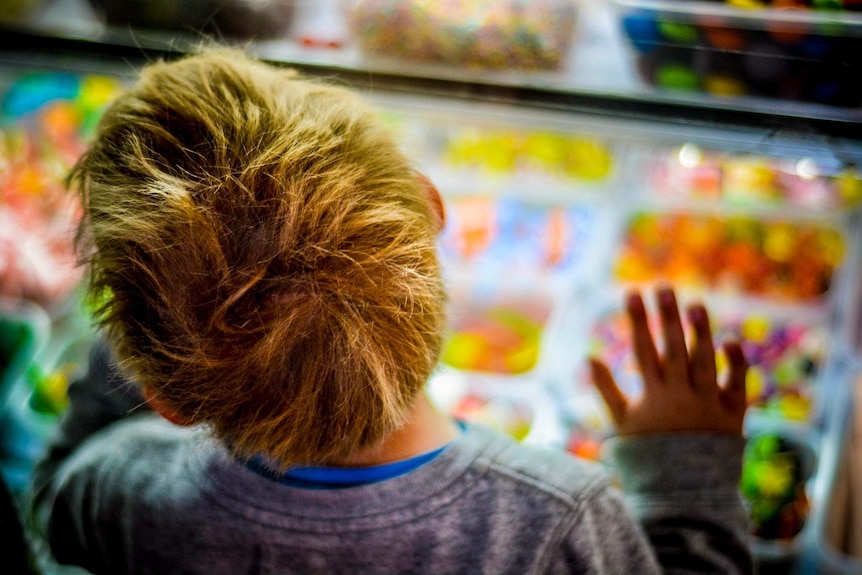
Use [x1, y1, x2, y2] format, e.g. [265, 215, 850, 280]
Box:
[678, 143, 702, 169]
[796, 158, 819, 181]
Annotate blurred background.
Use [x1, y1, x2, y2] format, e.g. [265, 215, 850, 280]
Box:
[0, 1, 861, 573]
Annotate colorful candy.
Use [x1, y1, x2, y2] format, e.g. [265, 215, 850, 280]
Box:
[652, 144, 862, 210]
[450, 393, 533, 440]
[443, 128, 614, 181]
[345, 0, 579, 70]
[655, 63, 700, 91]
[1, 72, 122, 308]
[26, 363, 72, 416]
[614, 212, 844, 302]
[741, 433, 811, 540]
[442, 297, 550, 375]
[438, 197, 596, 277]
[564, 419, 606, 461]
[616, 0, 862, 106]
[585, 309, 827, 421]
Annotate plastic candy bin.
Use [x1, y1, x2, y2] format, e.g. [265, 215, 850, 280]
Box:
[441, 282, 557, 376]
[345, 0, 580, 70]
[610, 0, 862, 107]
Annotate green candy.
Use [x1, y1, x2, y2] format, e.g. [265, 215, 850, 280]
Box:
[656, 64, 700, 91]
[657, 22, 700, 45]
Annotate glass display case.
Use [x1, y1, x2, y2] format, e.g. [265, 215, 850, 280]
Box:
[1, 1, 860, 572]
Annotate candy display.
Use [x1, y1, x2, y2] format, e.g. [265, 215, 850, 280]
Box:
[441, 289, 552, 375]
[651, 143, 862, 210]
[614, 212, 845, 302]
[442, 128, 615, 181]
[438, 196, 596, 278]
[564, 420, 606, 461]
[450, 392, 533, 441]
[344, 0, 579, 70]
[0, 72, 121, 308]
[612, 0, 862, 106]
[720, 315, 827, 421]
[741, 433, 812, 540]
[585, 308, 827, 421]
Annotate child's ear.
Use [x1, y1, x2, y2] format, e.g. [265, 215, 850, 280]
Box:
[417, 172, 446, 233]
[142, 386, 196, 427]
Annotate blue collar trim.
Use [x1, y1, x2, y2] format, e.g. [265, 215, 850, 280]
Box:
[244, 421, 466, 489]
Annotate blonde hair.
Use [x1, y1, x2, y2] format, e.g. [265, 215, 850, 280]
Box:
[70, 49, 445, 467]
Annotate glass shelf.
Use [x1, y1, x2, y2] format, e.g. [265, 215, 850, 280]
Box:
[1, 0, 860, 138]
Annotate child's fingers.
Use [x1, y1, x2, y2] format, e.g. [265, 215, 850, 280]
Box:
[625, 291, 661, 389]
[720, 341, 748, 411]
[589, 358, 627, 426]
[656, 287, 689, 389]
[686, 303, 717, 394]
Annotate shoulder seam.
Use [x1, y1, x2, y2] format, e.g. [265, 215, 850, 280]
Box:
[482, 455, 609, 509]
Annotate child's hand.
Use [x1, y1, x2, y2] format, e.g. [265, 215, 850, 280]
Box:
[589, 287, 748, 436]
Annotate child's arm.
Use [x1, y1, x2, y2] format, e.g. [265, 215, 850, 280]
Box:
[589, 286, 752, 574]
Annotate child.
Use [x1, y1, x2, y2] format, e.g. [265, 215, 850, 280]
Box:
[31, 49, 751, 575]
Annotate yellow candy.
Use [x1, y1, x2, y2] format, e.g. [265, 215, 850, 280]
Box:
[779, 394, 811, 422]
[523, 133, 566, 171]
[715, 350, 728, 375]
[488, 308, 542, 339]
[746, 367, 765, 402]
[441, 332, 488, 371]
[615, 253, 654, 282]
[751, 460, 794, 498]
[506, 419, 532, 442]
[504, 339, 540, 374]
[836, 170, 862, 207]
[30, 368, 71, 415]
[78, 75, 122, 110]
[816, 229, 845, 267]
[742, 316, 771, 344]
[704, 75, 746, 97]
[565, 139, 613, 180]
[727, 0, 766, 8]
[764, 225, 794, 263]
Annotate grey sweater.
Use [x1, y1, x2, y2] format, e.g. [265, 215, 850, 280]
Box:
[32, 343, 752, 575]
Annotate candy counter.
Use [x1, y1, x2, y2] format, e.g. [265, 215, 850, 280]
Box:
[0, 65, 122, 495]
[362, 90, 862, 570]
[1, 8, 862, 572]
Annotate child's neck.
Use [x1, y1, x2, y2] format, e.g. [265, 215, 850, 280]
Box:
[336, 394, 460, 467]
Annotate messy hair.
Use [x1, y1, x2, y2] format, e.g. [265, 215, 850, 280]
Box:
[69, 49, 445, 467]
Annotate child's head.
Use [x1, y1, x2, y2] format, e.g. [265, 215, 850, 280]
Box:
[69, 49, 446, 467]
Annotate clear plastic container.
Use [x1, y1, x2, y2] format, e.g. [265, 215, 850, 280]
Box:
[441, 278, 562, 378]
[744, 422, 821, 561]
[437, 196, 603, 288]
[644, 143, 862, 213]
[608, 0, 862, 107]
[344, 0, 580, 71]
[426, 365, 569, 447]
[611, 209, 849, 306]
